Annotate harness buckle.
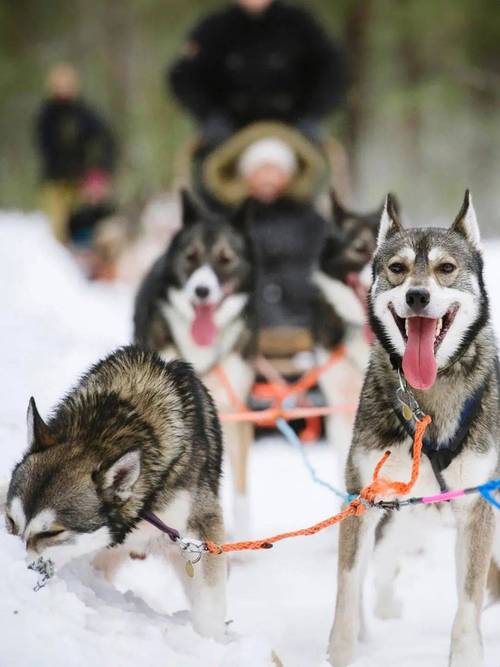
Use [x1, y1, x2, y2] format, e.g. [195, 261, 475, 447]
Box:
[397, 369, 425, 422]
[178, 538, 207, 565]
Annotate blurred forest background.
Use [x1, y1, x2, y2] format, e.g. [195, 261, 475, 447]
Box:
[1, 0, 499, 229]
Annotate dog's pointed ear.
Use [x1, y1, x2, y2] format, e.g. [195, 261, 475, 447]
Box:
[377, 193, 402, 248]
[99, 449, 141, 503]
[330, 190, 348, 227]
[27, 397, 57, 453]
[451, 190, 480, 248]
[180, 189, 199, 227]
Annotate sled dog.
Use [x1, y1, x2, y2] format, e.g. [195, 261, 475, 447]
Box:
[5, 346, 226, 639]
[328, 191, 500, 667]
[134, 191, 256, 535]
[313, 192, 381, 481]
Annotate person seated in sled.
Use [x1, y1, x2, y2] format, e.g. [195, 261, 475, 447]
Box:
[35, 64, 117, 243]
[203, 123, 328, 361]
[168, 0, 347, 152]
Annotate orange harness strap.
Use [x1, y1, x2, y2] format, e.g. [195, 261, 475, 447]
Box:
[205, 415, 431, 554]
[285, 345, 347, 398]
[214, 346, 352, 425]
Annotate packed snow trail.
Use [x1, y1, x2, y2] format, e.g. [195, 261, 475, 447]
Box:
[1, 213, 499, 667]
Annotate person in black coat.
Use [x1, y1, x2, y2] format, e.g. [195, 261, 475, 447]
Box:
[35, 64, 117, 242]
[169, 0, 347, 148]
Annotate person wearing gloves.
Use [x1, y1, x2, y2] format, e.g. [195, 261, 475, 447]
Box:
[35, 64, 117, 243]
[168, 0, 346, 149]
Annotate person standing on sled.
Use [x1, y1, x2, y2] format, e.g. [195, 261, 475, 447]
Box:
[168, 0, 347, 150]
[35, 64, 117, 243]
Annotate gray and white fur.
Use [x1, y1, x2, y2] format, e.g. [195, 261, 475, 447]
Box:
[5, 346, 227, 640]
[328, 191, 500, 667]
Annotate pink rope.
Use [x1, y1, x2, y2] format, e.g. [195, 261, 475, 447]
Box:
[421, 489, 466, 504]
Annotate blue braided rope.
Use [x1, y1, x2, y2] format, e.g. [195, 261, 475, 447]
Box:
[275, 417, 352, 502]
[478, 479, 500, 509]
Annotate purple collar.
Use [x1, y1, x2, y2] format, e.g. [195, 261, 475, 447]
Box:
[142, 511, 180, 543]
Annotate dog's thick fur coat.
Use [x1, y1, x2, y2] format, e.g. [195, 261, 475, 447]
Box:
[328, 192, 500, 667]
[5, 346, 226, 639]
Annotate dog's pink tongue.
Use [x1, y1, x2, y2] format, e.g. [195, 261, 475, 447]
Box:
[191, 304, 218, 347]
[402, 317, 438, 390]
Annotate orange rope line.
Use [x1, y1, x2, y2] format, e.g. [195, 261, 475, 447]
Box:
[205, 415, 432, 555]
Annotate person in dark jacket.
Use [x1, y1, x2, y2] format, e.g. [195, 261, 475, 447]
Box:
[169, 0, 346, 149]
[249, 197, 327, 357]
[35, 64, 117, 242]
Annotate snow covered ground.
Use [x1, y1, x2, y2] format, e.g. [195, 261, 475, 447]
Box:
[1, 212, 500, 667]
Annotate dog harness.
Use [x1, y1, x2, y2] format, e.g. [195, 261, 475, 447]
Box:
[394, 382, 488, 493]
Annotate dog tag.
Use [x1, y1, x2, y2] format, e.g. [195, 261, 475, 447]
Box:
[402, 404, 413, 421]
[185, 560, 195, 578]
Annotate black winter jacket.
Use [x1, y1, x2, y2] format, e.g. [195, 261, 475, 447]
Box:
[169, 1, 346, 139]
[250, 199, 326, 329]
[35, 98, 116, 181]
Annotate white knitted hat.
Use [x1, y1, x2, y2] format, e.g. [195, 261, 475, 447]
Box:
[238, 137, 298, 177]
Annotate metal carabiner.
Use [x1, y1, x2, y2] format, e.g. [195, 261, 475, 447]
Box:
[178, 537, 206, 565]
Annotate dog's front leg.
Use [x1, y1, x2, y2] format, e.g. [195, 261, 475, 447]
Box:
[449, 498, 494, 667]
[328, 511, 378, 667]
[170, 513, 227, 641]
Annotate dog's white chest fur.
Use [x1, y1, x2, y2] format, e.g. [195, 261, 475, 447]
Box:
[355, 437, 497, 499]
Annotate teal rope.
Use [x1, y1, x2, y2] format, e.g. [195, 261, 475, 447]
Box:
[275, 416, 352, 502]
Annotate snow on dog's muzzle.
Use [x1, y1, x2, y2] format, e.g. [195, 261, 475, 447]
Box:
[28, 556, 55, 591]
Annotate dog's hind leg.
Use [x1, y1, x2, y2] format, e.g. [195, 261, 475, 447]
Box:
[170, 509, 227, 641]
[328, 511, 379, 667]
[449, 498, 494, 667]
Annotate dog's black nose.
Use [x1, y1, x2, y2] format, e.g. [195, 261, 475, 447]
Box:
[406, 288, 430, 311]
[195, 285, 210, 299]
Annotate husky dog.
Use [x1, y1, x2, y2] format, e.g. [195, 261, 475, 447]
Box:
[328, 191, 500, 667]
[134, 191, 255, 535]
[313, 192, 381, 482]
[5, 347, 226, 639]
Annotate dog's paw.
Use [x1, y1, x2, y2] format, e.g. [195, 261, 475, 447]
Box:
[374, 595, 402, 620]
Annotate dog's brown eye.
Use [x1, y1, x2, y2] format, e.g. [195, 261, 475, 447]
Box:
[388, 262, 406, 274]
[218, 252, 233, 266]
[185, 250, 199, 264]
[36, 529, 65, 541]
[438, 262, 456, 274]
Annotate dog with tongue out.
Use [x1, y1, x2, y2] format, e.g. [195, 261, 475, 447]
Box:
[328, 190, 500, 667]
[134, 190, 256, 537]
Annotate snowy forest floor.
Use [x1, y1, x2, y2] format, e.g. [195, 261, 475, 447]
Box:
[1, 212, 499, 667]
